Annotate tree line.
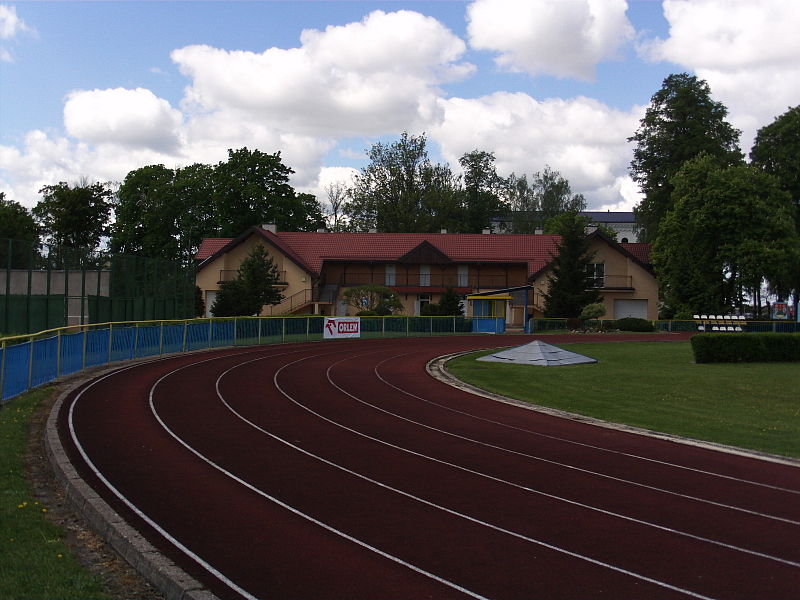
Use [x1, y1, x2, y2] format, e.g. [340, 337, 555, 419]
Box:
[628, 73, 799, 317]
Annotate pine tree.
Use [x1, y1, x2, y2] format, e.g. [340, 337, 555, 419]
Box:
[542, 212, 601, 318]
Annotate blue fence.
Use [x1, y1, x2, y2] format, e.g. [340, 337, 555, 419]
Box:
[0, 315, 500, 403]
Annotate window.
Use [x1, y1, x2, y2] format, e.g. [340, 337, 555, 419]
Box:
[458, 265, 468, 287]
[587, 263, 605, 288]
[385, 264, 396, 286]
[420, 264, 430, 287]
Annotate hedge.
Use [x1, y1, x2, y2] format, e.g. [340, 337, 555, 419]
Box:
[691, 333, 800, 363]
[612, 317, 655, 332]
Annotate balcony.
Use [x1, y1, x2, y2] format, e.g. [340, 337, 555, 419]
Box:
[218, 269, 288, 286]
[338, 272, 519, 290]
[587, 275, 633, 290]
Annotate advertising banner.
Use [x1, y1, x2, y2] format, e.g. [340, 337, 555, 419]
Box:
[323, 317, 361, 339]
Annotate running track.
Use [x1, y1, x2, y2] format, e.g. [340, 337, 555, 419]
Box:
[57, 335, 800, 599]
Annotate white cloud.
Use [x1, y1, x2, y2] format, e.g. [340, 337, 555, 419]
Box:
[0, 4, 30, 39]
[467, 0, 634, 80]
[172, 10, 473, 136]
[642, 0, 800, 151]
[63, 88, 184, 154]
[429, 92, 642, 208]
[0, 4, 33, 61]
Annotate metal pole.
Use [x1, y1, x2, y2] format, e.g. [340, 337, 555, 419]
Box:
[159, 321, 164, 355]
[208, 319, 212, 348]
[81, 324, 88, 370]
[258, 317, 262, 345]
[26, 242, 33, 334]
[134, 322, 140, 358]
[0, 340, 6, 402]
[108, 324, 113, 364]
[181, 319, 188, 353]
[56, 329, 62, 377]
[27, 337, 34, 391]
[4, 239, 11, 334]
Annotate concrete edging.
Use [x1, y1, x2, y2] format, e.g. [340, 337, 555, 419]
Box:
[44, 369, 222, 600]
[428, 351, 800, 468]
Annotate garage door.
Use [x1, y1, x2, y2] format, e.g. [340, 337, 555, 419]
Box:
[614, 299, 648, 319]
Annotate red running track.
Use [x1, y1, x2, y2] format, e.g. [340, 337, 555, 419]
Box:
[57, 335, 800, 600]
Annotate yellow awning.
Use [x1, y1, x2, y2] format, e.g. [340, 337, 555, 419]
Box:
[466, 295, 512, 301]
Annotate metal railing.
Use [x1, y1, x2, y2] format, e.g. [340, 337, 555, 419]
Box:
[0, 315, 489, 403]
[339, 272, 514, 289]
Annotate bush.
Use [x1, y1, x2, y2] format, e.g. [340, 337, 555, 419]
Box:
[691, 333, 800, 363]
[580, 302, 607, 320]
[613, 317, 654, 332]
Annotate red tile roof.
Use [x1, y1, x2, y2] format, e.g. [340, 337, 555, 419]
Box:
[196, 238, 233, 261]
[196, 228, 651, 277]
[272, 231, 560, 276]
[620, 242, 651, 265]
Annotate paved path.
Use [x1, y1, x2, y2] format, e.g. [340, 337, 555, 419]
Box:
[56, 335, 800, 599]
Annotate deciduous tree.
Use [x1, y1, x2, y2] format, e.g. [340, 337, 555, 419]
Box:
[0, 192, 39, 268]
[33, 180, 114, 249]
[629, 73, 742, 242]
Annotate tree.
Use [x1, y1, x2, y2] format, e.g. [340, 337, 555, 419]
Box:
[459, 150, 506, 233]
[112, 164, 180, 259]
[33, 180, 114, 249]
[436, 286, 464, 316]
[504, 167, 585, 233]
[652, 154, 799, 314]
[344, 133, 462, 233]
[342, 284, 403, 315]
[0, 192, 39, 267]
[323, 181, 350, 232]
[629, 73, 742, 242]
[211, 245, 284, 317]
[750, 105, 800, 301]
[213, 148, 323, 236]
[541, 212, 601, 318]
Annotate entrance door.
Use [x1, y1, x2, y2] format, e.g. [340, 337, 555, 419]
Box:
[204, 290, 217, 317]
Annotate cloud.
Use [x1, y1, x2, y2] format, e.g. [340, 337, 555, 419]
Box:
[0, 4, 30, 39]
[641, 0, 800, 150]
[172, 10, 473, 136]
[0, 4, 33, 61]
[63, 87, 184, 154]
[466, 0, 634, 80]
[429, 92, 642, 209]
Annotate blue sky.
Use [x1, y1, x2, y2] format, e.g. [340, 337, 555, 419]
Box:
[1, 1, 798, 212]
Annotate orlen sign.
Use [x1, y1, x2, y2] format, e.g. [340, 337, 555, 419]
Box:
[323, 317, 361, 339]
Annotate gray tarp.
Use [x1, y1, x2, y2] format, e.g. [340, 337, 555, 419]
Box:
[477, 340, 597, 366]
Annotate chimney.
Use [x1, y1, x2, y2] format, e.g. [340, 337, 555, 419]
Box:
[262, 223, 277, 234]
[534, 228, 543, 235]
[482, 228, 491, 234]
[585, 226, 598, 235]
[316, 228, 328, 233]
[369, 228, 378, 233]
[440, 229, 447, 234]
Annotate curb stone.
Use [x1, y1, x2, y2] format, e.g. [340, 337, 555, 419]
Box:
[44, 370, 223, 600]
[428, 351, 800, 468]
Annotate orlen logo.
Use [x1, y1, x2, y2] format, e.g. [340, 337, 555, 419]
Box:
[337, 321, 360, 333]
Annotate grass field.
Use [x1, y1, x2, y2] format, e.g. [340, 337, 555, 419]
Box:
[447, 341, 800, 458]
[0, 388, 112, 600]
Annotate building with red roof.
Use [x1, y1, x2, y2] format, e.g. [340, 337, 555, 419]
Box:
[195, 225, 657, 325]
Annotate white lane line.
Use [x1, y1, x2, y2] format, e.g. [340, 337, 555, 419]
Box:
[68, 351, 273, 600]
[380, 354, 800, 495]
[67, 344, 354, 600]
[151, 356, 490, 600]
[314, 351, 800, 526]
[270, 352, 800, 568]
[264, 352, 800, 566]
[210, 354, 721, 600]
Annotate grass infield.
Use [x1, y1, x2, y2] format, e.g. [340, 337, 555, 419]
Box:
[447, 341, 800, 459]
[0, 388, 112, 600]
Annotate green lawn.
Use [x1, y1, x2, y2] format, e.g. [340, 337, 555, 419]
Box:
[0, 388, 112, 600]
[447, 341, 800, 458]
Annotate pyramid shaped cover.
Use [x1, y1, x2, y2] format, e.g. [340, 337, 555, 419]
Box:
[477, 340, 597, 366]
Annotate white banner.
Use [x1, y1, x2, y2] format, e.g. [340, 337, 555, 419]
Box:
[323, 317, 361, 339]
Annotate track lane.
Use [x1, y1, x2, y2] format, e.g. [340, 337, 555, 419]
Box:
[60, 336, 800, 600]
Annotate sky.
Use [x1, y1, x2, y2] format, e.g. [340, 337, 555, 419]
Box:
[1, 0, 799, 215]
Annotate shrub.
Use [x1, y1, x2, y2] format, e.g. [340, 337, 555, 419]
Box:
[613, 317, 654, 332]
[580, 302, 607, 320]
[691, 333, 800, 363]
